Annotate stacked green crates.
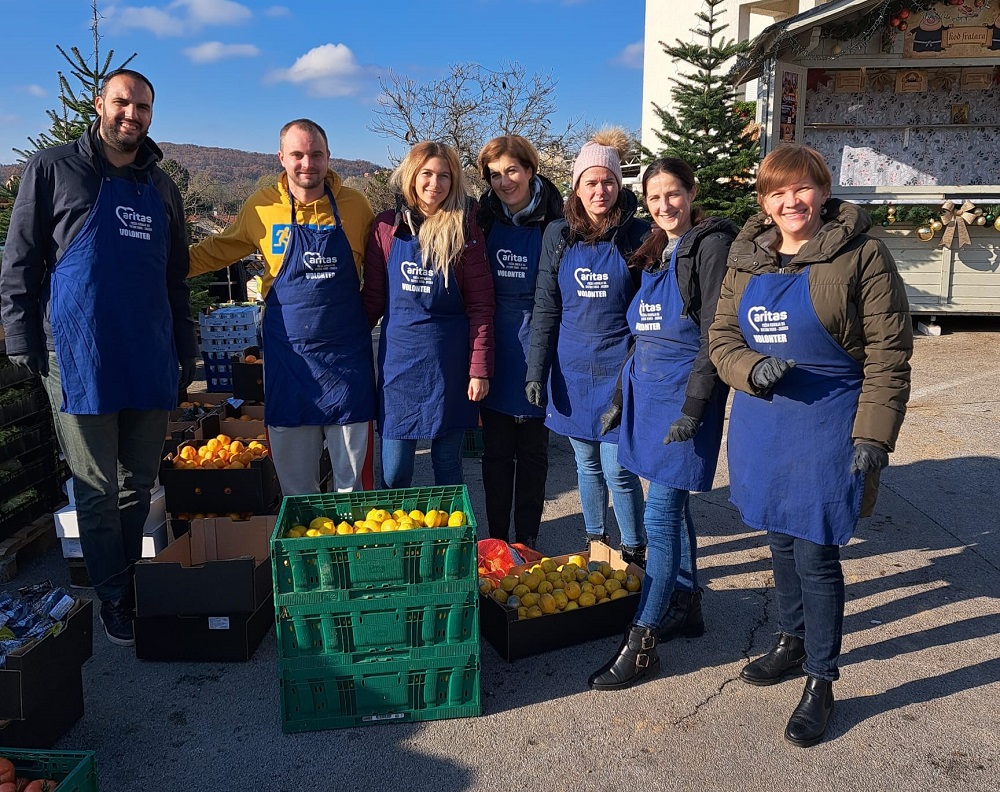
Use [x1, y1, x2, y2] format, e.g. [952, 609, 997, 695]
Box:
[0, 748, 99, 792]
[271, 485, 481, 733]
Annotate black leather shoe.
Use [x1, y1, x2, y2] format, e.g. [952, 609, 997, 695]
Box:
[785, 676, 834, 748]
[620, 545, 647, 569]
[515, 535, 537, 550]
[100, 598, 135, 647]
[585, 532, 609, 551]
[658, 588, 705, 641]
[588, 624, 660, 690]
[740, 633, 805, 686]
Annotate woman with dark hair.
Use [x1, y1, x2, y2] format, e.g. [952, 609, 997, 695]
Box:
[710, 144, 912, 747]
[475, 136, 564, 549]
[362, 141, 494, 487]
[588, 158, 737, 690]
[525, 129, 647, 564]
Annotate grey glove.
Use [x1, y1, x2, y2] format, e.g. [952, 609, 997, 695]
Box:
[851, 443, 888, 475]
[664, 414, 699, 445]
[599, 404, 622, 436]
[750, 357, 796, 391]
[9, 353, 48, 376]
[525, 381, 546, 409]
[179, 357, 198, 391]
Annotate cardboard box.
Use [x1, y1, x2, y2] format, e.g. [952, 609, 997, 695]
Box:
[56, 486, 166, 538]
[217, 418, 267, 441]
[159, 440, 279, 514]
[232, 345, 265, 402]
[0, 598, 93, 745]
[478, 542, 643, 662]
[133, 516, 275, 661]
[61, 520, 167, 559]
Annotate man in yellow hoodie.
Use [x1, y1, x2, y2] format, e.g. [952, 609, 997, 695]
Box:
[189, 118, 376, 494]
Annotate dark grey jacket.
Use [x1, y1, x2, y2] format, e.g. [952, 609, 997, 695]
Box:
[525, 188, 649, 384]
[0, 123, 197, 360]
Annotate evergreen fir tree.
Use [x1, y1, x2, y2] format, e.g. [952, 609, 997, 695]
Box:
[648, 0, 759, 223]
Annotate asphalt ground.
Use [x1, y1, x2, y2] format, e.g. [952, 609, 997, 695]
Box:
[4, 317, 999, 791]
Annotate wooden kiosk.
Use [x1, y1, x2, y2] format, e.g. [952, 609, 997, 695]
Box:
[735, 0, 1000, 316]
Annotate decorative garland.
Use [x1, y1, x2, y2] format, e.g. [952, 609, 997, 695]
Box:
[868, 202, 1000, 244]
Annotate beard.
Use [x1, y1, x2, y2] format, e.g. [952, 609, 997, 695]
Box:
[100, 115, 147, 154]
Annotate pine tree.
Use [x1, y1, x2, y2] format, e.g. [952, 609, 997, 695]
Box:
[648, 0, 759, 223]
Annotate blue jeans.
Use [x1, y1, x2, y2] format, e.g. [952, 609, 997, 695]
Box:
[42, 353, 166, 603]
[769, 531, 845, 682]
[381, 431, 464, 488]
[567, 437, 645, 548]
[634, 484, 697, 629]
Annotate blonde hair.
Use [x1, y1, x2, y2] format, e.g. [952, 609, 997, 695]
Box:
[393, 142, 469, 280]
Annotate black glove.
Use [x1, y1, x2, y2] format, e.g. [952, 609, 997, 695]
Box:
[525, 381, 546, 409]
[750, 356, 796, 391]
[663, 414, 699, 445]
[9, 353, 48, 376]
[179, 357, 198, 391]
[851, 443, 888, 475]
[599, 404, 622, 436]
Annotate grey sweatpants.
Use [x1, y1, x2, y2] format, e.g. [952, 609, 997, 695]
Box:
[267, 422, 369, 495]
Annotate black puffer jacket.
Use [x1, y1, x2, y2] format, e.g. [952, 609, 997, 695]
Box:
[525, 188, 649, 383]
[0, 123, 196, 360]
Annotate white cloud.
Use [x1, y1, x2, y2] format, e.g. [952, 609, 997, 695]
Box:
[615, 41, 644, 69]
[267, 43, 375, 97]
[103, 0, 251, 37]
[264, 5, 290, 16]
[19, 85, 47, 97]
[184, 41, 260, 63]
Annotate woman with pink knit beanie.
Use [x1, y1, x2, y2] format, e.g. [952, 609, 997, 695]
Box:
[525, 129, 649, 565]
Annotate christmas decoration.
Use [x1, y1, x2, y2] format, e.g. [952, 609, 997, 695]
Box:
[940, 200, 977, 249]
[916, 226, 936, 241]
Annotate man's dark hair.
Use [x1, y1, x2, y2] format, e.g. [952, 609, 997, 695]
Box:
[280, 119, 329, 152]
[100, 69, 156, 102]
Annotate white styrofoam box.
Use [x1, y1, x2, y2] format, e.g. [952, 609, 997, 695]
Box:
[61, 520, 168, 559]
[56, 486, 166, 539]
[64, 477, 161, 508]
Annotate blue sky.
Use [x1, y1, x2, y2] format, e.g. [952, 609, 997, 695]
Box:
[0, 0, 645, 167]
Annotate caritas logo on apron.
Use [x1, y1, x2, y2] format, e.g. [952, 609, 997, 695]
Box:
[401, 260, 433, 294]
[574, 267, 609, 298]
[635, 300, 662, 332]
[116, 205, 152, 241]
[747, 305, 790, 343]
[302, 251, 338, 280]
[495, 249, 528, 279]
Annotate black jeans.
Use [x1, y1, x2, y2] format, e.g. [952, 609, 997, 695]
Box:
[769, 531, 846, 682]
[480, 406, 548, 544]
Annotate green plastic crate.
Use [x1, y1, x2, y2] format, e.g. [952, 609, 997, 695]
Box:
[272, 487, 478, 603]
[276, 589, 479, 667]
[279, 654, 481, 733]
[0, 748, 98, 792]
[461, 428, 484, 458]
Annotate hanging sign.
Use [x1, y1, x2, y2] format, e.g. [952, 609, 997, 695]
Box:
[905, 2, 1000, 58]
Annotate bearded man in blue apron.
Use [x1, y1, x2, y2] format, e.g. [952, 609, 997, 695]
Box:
[710, 145, 913, 747]
[0, 70, 198, 647]
[189, 119, 376, 495]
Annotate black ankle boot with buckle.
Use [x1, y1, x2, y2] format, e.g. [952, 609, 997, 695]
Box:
[658, 588, 705, 641]
[588, 624, 660, 690]
[785, 676, 834, 747]
[620, 545, 646, 569]
[739, 633, 806, 686]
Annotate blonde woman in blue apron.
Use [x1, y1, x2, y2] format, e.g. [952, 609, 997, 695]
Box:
[362, 142, 494, 487]
[589, 158, 736, 690]
[525, 129, 648, 564]
[710, 144, 913, 747]
[475, 136, 564, 549]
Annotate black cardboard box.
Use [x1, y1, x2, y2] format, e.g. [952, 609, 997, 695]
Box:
[478, 542, 642, 662]
[159, 439, 279, 514]
[232, 345, 265, 402]
[134, 516, 276, 661]
[0, 598, 93, 745]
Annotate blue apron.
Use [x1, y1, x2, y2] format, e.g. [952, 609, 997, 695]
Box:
[727, 269, 864, 545]
[618, 240, 727, 491]
[49, 170, 177, 414]
[262, 187, 376, 427]
[482, 222, 543, 418]
[377, 233, 477, 439]
[546, 240, 634, 442]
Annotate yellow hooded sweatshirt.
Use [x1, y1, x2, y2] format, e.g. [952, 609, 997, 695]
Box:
[188, 170, 374, 296]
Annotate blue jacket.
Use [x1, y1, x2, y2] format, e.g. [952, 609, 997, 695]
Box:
[0, 123, 197, 360]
